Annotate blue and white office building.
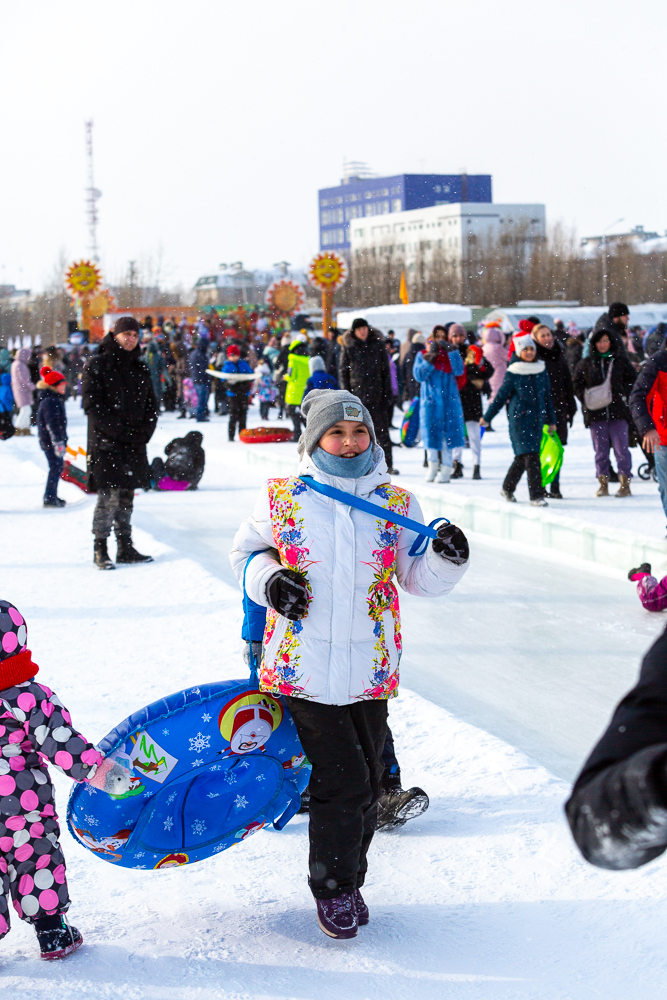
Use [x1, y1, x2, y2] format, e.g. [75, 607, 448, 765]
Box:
[319, 173, 492, 253]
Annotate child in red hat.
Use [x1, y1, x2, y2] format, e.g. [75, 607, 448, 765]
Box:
[36, 367, 68, 509]
[0, 599, 129, 959]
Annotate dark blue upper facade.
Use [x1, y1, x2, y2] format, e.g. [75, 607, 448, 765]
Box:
[319, 173, 492, 253]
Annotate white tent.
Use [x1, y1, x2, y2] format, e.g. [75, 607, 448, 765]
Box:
[335, 302, 472, 342]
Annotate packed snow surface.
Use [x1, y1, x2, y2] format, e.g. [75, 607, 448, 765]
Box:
[2, 399, 667, 998]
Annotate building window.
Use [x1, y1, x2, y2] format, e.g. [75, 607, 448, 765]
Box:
[434, 185, 441, 193]
[354, 229, 365, 238]
[391, 199, 402, 212]
[365, 191, 372, 199]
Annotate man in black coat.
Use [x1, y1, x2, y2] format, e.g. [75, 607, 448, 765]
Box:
[82, 317, 158, 570]
[339, 318, 397, 472]
[533, 325, 577, 498]
[566, 623, 667, 871]
[591, 301, 630, 354]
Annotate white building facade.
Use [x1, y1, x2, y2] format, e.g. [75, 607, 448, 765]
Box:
[349, 202, 546, 268]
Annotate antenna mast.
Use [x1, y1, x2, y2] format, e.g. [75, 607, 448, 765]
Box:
[84, 120, 101, 262]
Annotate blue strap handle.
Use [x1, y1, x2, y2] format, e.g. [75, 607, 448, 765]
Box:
[298, 475, 449, 557]
[242, 553, 266, 685]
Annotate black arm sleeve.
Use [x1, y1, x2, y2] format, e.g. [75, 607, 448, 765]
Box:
[565, 624, 667, 869]
[629, 358, 659, 437]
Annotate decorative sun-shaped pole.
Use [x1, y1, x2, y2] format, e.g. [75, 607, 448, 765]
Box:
[64, 259, 103, 334]
[308, 252, 348, 336]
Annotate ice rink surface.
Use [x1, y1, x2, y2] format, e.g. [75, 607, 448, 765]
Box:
[2, 399, 667, 999]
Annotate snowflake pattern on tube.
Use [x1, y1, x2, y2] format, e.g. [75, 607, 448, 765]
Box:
[0, 679, 103, 937]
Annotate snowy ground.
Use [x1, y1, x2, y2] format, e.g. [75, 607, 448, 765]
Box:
[2, 397, 667, 998]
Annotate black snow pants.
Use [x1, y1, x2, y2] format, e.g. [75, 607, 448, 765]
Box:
[92, 487, 134, 540]
[227, 395, 248, 441]
[286, 697, 388, 899]
[380, 725, 401, 791]
[503, 451, 544, 500]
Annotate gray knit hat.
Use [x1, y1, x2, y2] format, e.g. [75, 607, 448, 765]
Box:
[298, 390, 376, 457]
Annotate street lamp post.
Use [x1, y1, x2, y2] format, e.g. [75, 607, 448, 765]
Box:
[601, 218, 624, 308]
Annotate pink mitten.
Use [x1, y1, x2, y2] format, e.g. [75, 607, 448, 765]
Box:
[87, 757, 131, 795]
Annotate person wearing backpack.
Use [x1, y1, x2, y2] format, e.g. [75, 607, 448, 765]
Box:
[230, 389, 469, 939]
[573, 329, 637, 497]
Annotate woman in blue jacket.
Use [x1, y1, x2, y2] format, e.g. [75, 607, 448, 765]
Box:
[413, 337, 465, 483]
[481, 329, 557, 506]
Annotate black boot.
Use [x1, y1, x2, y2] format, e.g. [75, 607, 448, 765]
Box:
[376, 786, 429, 830]
[609, 468, 620, 483]
[35, 914, 83, 961]
[472, 465, 481, 480]
[94, 539, 115, 571]
[451, 460, 464, 479]
[116, 536, 153, 564]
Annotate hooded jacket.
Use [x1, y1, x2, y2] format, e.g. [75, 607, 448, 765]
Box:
[284, 340, 310, 407]
[483, 359, 557, 454]
[629, 348, 667, 445]
[481, 328, 508, 400]
[339, 327, 393, 417]
[230, 447, 468, 705]
[10, 347, 35, 408]
[573, 335, 637, 428]
[534, 339, 577, 443]
[81, 333, 158, 490]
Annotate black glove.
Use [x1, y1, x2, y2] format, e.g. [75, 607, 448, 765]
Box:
[431, 524, 469, 564]
[266, 569, 310, 620]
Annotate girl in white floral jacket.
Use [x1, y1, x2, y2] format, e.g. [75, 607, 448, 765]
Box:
[230, 390, 469, 939]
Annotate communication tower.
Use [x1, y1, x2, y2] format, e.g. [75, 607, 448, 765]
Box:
[84, 120, 102, 262]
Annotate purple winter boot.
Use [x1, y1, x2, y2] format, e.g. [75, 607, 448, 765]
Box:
[354, 889, 369, 926]
[316, 893, 358, 939]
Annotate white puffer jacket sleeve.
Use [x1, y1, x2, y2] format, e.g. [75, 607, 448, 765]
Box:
[396, 495, 469, 596]
[229, 487, 281, 606]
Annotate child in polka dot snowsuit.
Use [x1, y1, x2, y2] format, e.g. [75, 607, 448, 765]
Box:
[0, 600, 128, 959]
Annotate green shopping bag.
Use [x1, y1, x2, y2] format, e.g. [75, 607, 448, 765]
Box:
[540, 425, 564, 486]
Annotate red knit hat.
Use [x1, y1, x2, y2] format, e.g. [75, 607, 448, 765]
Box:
[518, 319, 536, 335]
[40, 366, 66, 386]
[227, 345, 241, 358]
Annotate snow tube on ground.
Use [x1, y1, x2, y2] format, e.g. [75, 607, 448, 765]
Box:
[67, 679, 310, 870]
[401, 397, 420, 447]
[240, 427, 293, 444]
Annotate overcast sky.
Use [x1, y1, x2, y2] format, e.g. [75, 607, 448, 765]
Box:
[1, 0, 665, 294]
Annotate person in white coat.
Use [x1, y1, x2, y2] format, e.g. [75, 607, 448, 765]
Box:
[230, 389, 470, 940]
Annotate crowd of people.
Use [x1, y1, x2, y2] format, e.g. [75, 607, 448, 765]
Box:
[5, 300, 667, 520]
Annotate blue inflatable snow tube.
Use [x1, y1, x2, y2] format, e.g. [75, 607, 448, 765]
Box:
[67, 679, 310, 870]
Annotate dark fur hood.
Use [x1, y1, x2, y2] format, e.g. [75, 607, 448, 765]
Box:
[342, 326, 384, 349]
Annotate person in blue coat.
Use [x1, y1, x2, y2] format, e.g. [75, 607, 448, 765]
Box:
[36, 366, 68, 508]
[481, 329, 557, 506]
[413, 337, 465, 482]
[222, 344, 254, 440]
[302, 355, 338, 401]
